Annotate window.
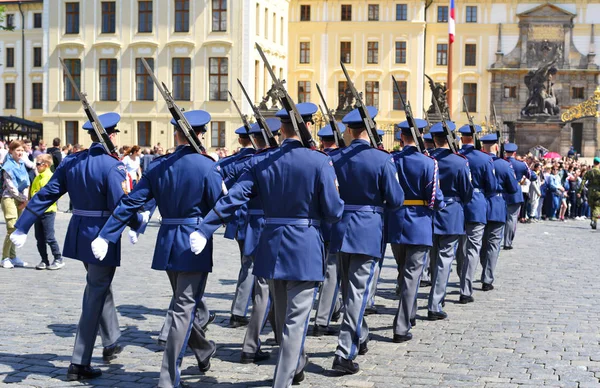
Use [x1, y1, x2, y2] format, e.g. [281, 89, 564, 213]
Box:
[65, 121, 79, 145]
[264, 8, 268, 37]
[137, 122, 151, 146]
[65, 3, 79, 34]
[6, 48, 14, 68]
[368, 4, 379, 21]
[172, 57, 190, 100]
[341, 4, 352, 21]
[63, 59, 80, 101]
[437, 6, 448, 22]
[367, 42, 379, 64]
[463, 83, 477, 112]
[436, 43, 448, 65]
[211, 121, 226, 147]
[396, 4, 408, 21]
[99, 59, 117, 101]
[393, 80, 407, 111]
[255, 4, 260, 35]
[136, 58, 154, 101]
[209, 57, 228, 101]
[395, 42, 406, 64]
[175, 0, 189, 32]
[466, 6, 477, 23]
[33, 13, 42, 28]
[365, 81, 379, 108]
[33, 47, 42, 67]
[465, 44, 476, 66]
[338, 81, 348, 108]
[298, 81, 311, 103]
[299, 42, 310, 64]
[5, 83, 15, 109]
[138, 1, 152, 33]
[300, 5, 311, 21]
[6, 14, 14, 29]
[572, 87, 585, 99]
[504, 86, 517, 99]
[212, 0, 227, 31]
[32, 83, 43, 109]
[341, 42, 351, 64]
[101, 2, 116, 33]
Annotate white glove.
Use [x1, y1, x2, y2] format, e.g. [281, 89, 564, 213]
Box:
[128, 229, 139, 245]
[189, 230, 208, 255]
[10, 230, 27, 248]
[140, 211, 151, 224]
[91, 237, 109, 261]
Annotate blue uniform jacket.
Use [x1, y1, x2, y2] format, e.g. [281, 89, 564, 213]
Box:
[505, 156, 530, 205]
[329, 139, 404, 258]
[387, 146, 444, 246]
[198, 139, 344, 281]
[320, 147, 342, 243]
[459, 145, 497, 224]
[431, 148, 474, 235]
[99, 145, 223, 272]
[15, 143, 142, 267]
[487, 155, 520, 223]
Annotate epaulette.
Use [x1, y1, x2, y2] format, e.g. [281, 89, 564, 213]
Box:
[256, 147, 274, 155]
[151, 153, 169, 163]
[374, 148, 390, 154]
[454, 153, 468, 160]
[312, 149, 328, 156]
[237, 153, 255, 162]
[201, 153, 216, 162]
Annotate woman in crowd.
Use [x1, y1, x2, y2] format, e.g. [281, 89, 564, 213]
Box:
[122, 145, 142, 187]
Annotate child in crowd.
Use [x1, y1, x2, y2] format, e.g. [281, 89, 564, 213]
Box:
[31, 154, 63, 270]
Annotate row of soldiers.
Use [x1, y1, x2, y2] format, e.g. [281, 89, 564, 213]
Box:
[7, 95, 532, 388]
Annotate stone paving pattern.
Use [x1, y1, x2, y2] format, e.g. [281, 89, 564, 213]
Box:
[1, 198, 599, 387]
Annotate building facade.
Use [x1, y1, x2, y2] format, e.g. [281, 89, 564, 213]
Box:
[43, 0, 288, 151]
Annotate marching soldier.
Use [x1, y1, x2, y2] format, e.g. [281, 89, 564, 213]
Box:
[427, 122, 473, 320]
[92, 110, 223, 388]
[191, 102, 344, 387]
[329, 106, 404, 374]
[479, 134, 519, 291]
[503, 143, 530, 249]
[423, 133, 436, 154]
[580, 157, 600, 229]
[312, 123, 345, 336]
[455, 125, 497, 303]
[388, 119, 443, 342]
[420, 132, 436, 286]
[10, 113, 146, 380]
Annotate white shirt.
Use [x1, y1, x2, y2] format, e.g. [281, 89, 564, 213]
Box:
[122, 155, 141, 177]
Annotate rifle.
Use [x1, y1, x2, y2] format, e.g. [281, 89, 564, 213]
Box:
[237, 79, 278, 148]
[430, 88, 458, 153]
[462, 96, 481, 150]
[339, 62, 382, 149]
[228, 90, 257, 149]
[59, 57, 116, 156]
[492, 105, 504, 157]
[255, 44, 316, 149]
[140, 58, 205, 154]
[392, 75, 424, 153]
[423, 109, 432, 132]
[316, 83, 345, 148]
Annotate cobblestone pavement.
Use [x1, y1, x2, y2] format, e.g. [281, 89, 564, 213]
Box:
[1, 200, 599, 387]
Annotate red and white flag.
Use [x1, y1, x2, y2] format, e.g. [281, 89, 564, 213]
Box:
[449, 0, 456, 44]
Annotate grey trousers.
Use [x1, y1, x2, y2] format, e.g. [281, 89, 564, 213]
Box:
[242, 274, 271, 354]
[457, 222, 486, 297]
[480, 221, 505, 285]
[158, 271, 215, 388]
[504, 203, 521, 248]
[336, 253, 378, 360]
[366, 254, 384, 309]
[314, 251, 342, 326]
[270, 280, 316, 388]
[421, 250, 432, 282]
[392, 244, 429, 336]
[428, 234, 459, 313]
[71, 263, 120, 365]
[158, 297, 210, 344]
[231, 240, 254, 317]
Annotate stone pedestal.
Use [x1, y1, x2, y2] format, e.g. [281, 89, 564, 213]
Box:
[514, 117, 569, 154]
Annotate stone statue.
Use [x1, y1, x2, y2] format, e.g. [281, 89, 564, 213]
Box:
[425, 75, 450, 116]
[258, 82, 284, 111]
[521, 58, 560, 116]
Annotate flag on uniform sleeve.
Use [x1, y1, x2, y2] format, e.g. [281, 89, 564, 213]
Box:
[449, 0, 456, 44]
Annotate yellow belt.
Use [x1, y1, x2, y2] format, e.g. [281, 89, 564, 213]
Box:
[403, 200, 428, 206]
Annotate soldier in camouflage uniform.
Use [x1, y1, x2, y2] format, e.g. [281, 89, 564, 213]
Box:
[580, 157, 600, 229]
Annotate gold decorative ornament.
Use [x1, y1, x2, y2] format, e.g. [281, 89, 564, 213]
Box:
[561, 86, 600, 122]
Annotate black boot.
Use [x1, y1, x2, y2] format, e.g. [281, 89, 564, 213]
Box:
[66, 364, 102, 381]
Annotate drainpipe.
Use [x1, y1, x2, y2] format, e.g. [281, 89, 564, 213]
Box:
[17, 1, 25, 123]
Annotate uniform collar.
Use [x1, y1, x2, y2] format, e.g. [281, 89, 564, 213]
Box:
[462, 144, 475, 149]
[351, 139, 370, 146]
[402, 145, 417, 151]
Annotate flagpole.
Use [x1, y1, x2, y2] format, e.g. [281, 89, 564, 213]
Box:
[447, 0, 455, 115]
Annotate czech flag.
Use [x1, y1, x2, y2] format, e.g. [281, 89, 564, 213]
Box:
[449, 0, 456, 44]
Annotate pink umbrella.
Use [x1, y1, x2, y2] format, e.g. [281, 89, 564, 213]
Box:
[543, 152, 561, 159]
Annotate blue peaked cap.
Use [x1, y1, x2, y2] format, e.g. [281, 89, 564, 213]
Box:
[396, 119, 428, 140]
[249, 118, 282, 135]
[235, 125, 251, 137]
[317, 122, 346, 139]
[377, 129, 385, 137]
[504, 143, 518, 152]
[458, 124, 482, 134]
[170, 110, 211, 132]
[429, 121, 457, 134]
[342, 106, 378, 129]
[275, 103, 318, 123]
[480, 133, 498, 143]
[423, 133, 434, 141]
[83, 112, 121, 133]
